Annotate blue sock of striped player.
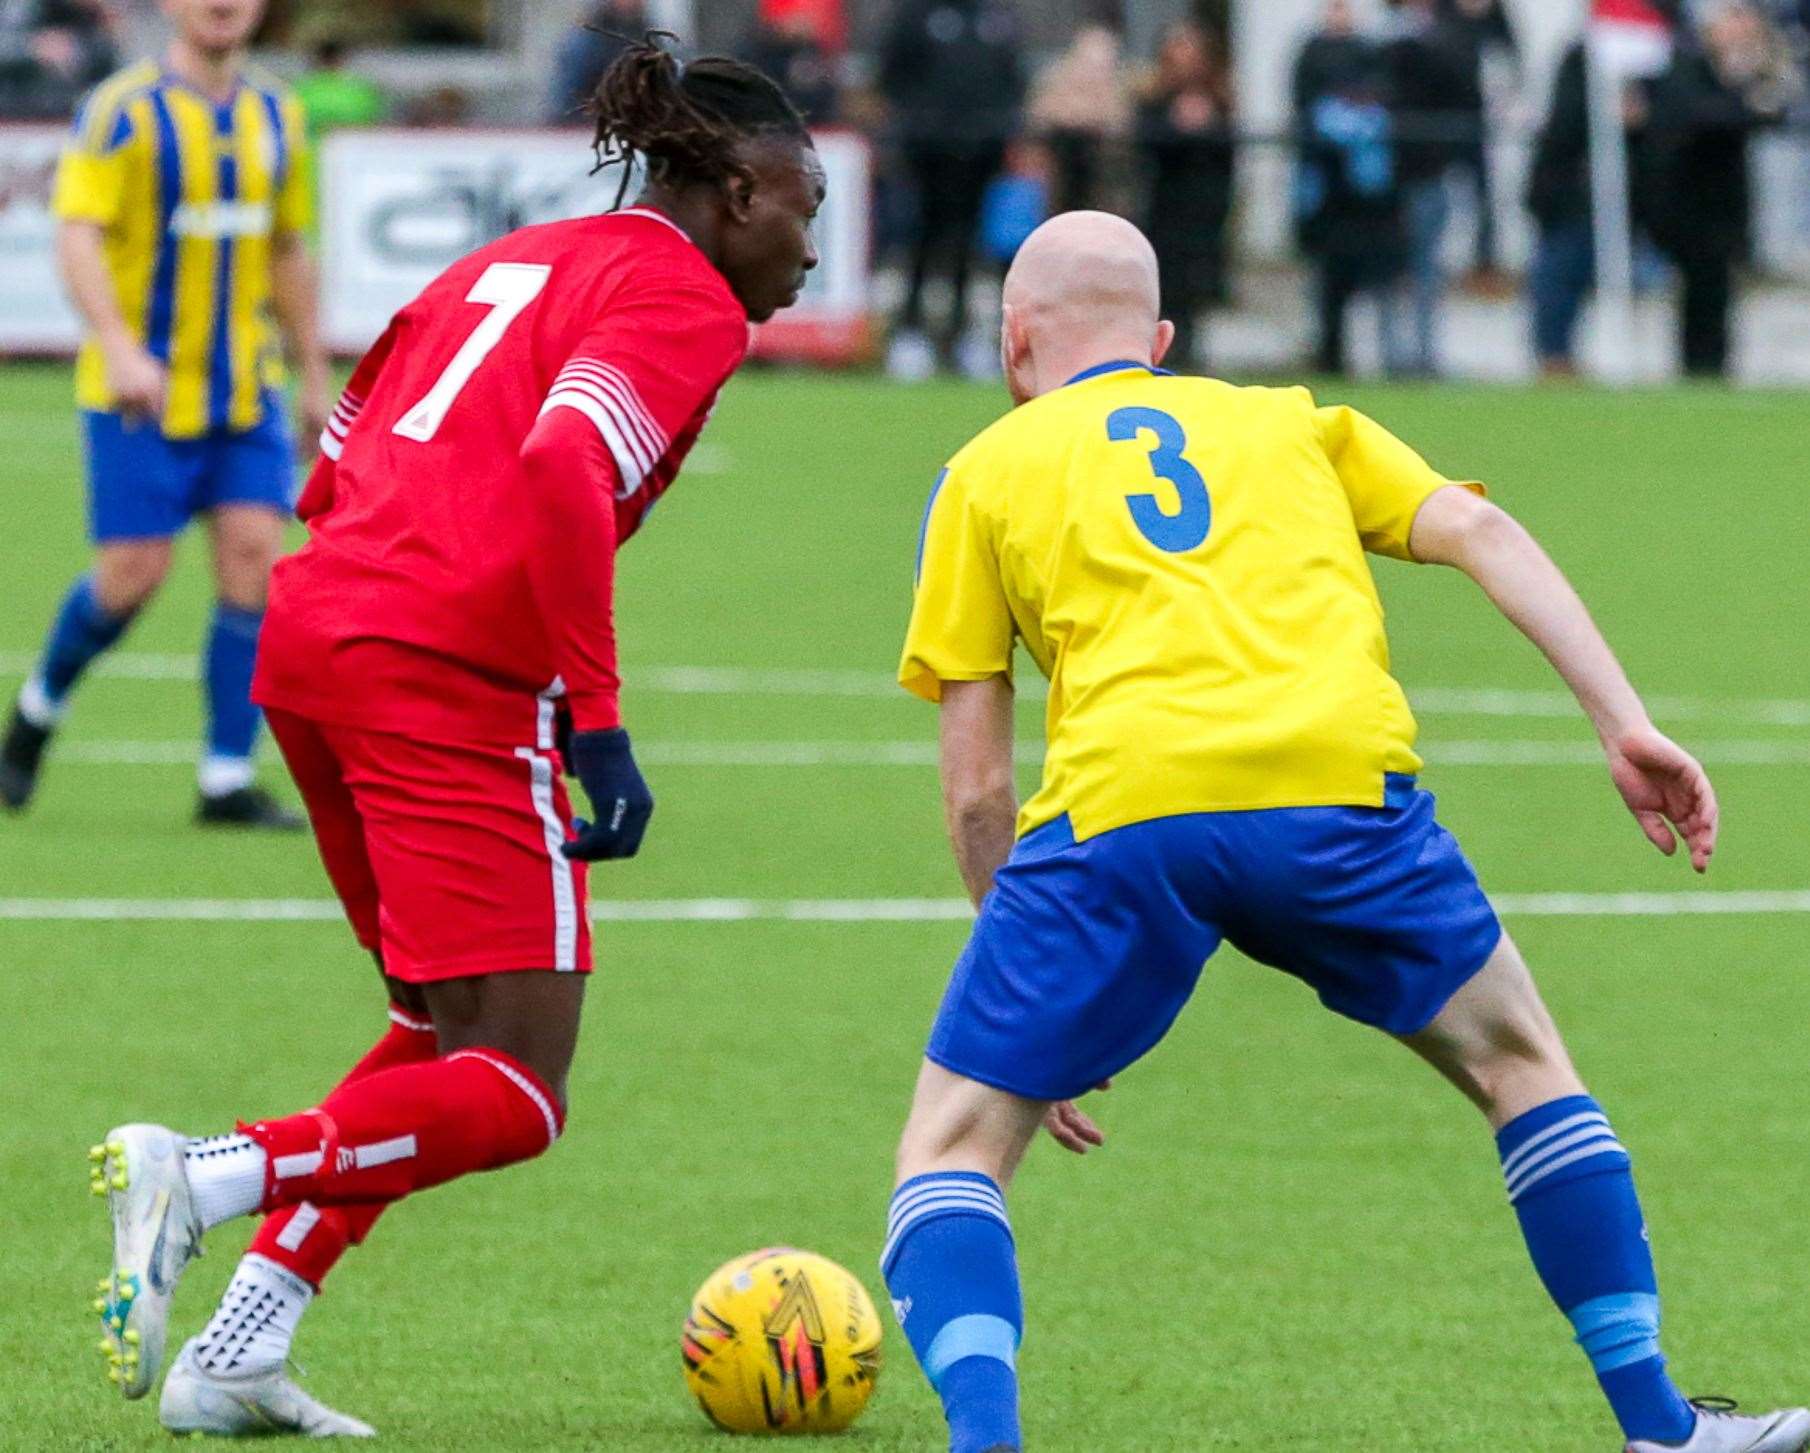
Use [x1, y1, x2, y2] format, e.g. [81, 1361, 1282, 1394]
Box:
[201, 601, 264, 796]
[883, 1173, 1022, 1453]
[22, 574, 135, 724]
[1499, 1095, 1696, 1446]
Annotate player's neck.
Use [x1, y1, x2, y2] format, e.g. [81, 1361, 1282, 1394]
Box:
[165, 40, 245, 105]
[1033, 347, 1155, 399]
[632, 188, 725, 271]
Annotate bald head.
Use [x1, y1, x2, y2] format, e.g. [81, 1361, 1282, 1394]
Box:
[1000, 212, 1172, 404]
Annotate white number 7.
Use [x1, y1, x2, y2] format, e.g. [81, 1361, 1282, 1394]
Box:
[392, 262, 552, 443]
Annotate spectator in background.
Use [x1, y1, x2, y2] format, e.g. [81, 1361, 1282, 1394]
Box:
[0, 0, 115, 120]
[1027, 0, 1130, 216]
[1382, 0, 1473, 376]
[293, 36, 387, 139]
[1292, 0, 1374, 121]
[1640, 2, 1801, 376]
[1135, 18, 1236, 373]
[880, 0, 1025, 380]
[1438, 0, 1518, 289]
[1293, 0, 1408, 376]
[546, 0, 645, 126]
[1525, 42, 1596, 378]
[744, 3, 840, 124]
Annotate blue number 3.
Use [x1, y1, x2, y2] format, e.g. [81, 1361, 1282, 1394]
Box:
[1106, 407, 1212, 553]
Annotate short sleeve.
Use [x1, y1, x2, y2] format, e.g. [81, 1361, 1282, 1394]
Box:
[1316, 404, 1485, 561]
[52, 94, 136, 227]
[273, 94, 313, 235]
[898, 467, 1016, 704]
[540, 271, 749, 497]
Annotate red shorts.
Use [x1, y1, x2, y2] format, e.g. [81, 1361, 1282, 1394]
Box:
[267, 708, 592, 982]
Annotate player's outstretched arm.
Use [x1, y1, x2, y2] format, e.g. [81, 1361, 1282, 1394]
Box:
[1409, 485, 1718, 872]
[938, 675, 1018, 909]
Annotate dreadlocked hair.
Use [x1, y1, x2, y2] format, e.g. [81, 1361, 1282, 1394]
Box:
[591, 34, 808, 207]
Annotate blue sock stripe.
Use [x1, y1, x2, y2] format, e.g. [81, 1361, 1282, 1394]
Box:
[882, 1174, 1011, 1275]
[1500, 1110, 1610, 1181]
[1502, 1118, 1615, 1186]
[923, 1314, 1019, 1389]
[883, 1203, 1012, 1274]
[886, 1179, 1006, 1208]
[887, 1182, 1007, 1234]
[1571, 1293, 1663, 1375]
[1508, 1136, 1630, 1203]
[888, 1194, 1009, 1242]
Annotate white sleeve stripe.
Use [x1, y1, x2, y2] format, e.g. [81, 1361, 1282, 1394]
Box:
[546, 381, 656, 476]
[325, 416, 349, 439]
[540, 393, 647, 495]
[553, 367, 666, 463]
[584, 362, 668, 453]
[319, 429, 343, 461]
[553, 379, 669, 470]
[556, 361, 668, 457]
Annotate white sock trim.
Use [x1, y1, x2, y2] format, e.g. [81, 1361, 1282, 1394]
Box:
[197, 755, 256, 798]
[183, 1133, 268, 1230]
[17, 675, 63, 728]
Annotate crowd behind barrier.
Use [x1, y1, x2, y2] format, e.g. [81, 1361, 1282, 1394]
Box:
[3, 0, 1808, 381]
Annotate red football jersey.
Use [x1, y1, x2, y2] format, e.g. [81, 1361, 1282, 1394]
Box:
[254, 209, 749, 746]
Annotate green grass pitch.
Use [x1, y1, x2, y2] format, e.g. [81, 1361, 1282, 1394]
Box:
[2, 361, 1807, 1451]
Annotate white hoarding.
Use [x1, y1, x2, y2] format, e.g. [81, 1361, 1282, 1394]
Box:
[321, 128, 871, 361]
[0, 126, 82, 351]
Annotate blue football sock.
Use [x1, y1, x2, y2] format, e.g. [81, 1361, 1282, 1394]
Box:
[26, 575, 136, 721]
[1499, 1095, 1695, 1445]
[883, 1173, 1023, 1453]
[202, 601, 264, 792]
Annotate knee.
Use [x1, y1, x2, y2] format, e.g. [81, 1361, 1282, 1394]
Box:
[215, 544, 275, 610]
[94, 546, 172, 614]
[214, 525, 282, 608]
[1452, 1012, 1581, 1122]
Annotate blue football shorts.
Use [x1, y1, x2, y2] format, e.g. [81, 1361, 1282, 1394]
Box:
[926, 776, 1503, 1103]
[82, 399, 295, 543]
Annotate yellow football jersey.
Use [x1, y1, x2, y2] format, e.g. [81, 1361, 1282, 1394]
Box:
[900, 363, 1483, 841]
[53, 61, 312, 439]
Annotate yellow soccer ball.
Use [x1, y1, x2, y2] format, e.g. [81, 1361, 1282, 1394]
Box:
[682, 1248, 883, 1435]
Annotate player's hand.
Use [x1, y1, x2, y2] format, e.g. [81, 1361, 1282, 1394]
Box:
[561, 727, 654, 862]
[105, 343, 167, 423]
[1605, 727, 1718, 873]
[1043, 1079, 1111, 1155]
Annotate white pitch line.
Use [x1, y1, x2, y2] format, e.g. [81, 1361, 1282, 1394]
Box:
[2, 892, 1808, 924]
[47, 737, 1810, 769]
[3, 654, 1807, 725]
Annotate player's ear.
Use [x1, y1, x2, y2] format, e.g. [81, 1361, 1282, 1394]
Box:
[723, 164, 758, 224]
[1152, 319, 1177, 369]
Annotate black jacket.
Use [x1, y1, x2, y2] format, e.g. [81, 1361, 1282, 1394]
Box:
[1525, 44, 1594, 227]
[1639, 47, 1784, 260]
[1136, 95, 1236, 238]
[879, 0, 1024, 150]
[1383, 15, 1483, 180]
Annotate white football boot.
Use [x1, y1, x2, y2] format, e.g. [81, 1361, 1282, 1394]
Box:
[160, 1337, 376, 1438]
[88, 1123, 204, 1398]
[1627, 1399, 1810, 1453]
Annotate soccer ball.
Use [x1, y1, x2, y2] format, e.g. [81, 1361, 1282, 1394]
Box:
[682, 1247, 883, 1435]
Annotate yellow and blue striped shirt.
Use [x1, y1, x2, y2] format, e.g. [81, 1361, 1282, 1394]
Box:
[53, 61, 312, 439]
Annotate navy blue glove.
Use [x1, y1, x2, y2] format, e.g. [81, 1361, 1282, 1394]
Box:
[561, 727, 654, 862]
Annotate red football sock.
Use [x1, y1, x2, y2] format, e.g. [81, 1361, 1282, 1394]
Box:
[243, 1046, 563, 1211]
[249, 1005, 438, 1288]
